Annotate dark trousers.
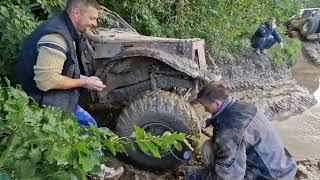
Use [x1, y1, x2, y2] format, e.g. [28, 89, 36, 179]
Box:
[251, 36, 276, 50]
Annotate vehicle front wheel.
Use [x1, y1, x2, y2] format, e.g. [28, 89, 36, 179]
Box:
[299, 16, 320, 37]
[116, 90, 200, 169]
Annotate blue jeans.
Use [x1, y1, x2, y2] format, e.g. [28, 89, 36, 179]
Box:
[251, 36, 276, 50]
[74, 105, 98, 128]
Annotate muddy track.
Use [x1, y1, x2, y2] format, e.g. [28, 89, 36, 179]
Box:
[302, 41, 320, 66]
[217, 53, 316, 120]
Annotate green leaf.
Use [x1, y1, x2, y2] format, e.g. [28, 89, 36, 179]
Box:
[4, 77, 10, 87]
[103, 139, 116, 156]
[188, 135, 200, 143]
[173, 142, 183, 151]
[172, 133, 185, 142]
[114, 143, 126, 154]
[145, 133, 162, 147]
[29, 147, 42, 163]
[46, 171, 78, 180]
[14, 159, 36, 178]
[144, 141, 161, 158]
[14, 147, 28, 159]
[45, 143, 72, 165]
[79, 153, 100, 172]
[137, 142, 148, 153]
[76, 142, 91, 155]
[133, 126, 145, 139]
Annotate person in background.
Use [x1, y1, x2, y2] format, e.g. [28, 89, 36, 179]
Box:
[251, 17, 284, 55]
[198, 82, 296, 179]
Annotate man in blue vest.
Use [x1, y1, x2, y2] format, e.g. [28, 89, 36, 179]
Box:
[15, 0, 123, 178]
[251, 17, 284, 55]
[198, 82, 297, 179]
[16, 0, 104, 127]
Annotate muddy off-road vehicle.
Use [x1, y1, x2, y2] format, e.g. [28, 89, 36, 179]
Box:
[286, 8, 320, 41]
[76, 7, 221, 169]
[286, 8, 320, 66]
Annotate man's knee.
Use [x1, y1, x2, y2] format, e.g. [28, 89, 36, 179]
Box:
[251, 36, 266, 49]
[74, 105, 98, 128]
[264, 37, 276, 49]
[201, 139, 215, 169]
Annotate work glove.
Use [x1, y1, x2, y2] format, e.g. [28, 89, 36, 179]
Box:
[83, 76, 106, 91]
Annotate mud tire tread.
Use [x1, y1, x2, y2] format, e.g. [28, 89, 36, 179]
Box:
[116, 90, 200, 169]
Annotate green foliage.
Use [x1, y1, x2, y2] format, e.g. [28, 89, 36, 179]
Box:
[0, 79, 197, 179]
[0, 3, 37, 78]
[103, 0, 303, 60]
[303, 0, 320, 7]
[0, 0, 66, 79]
[268, 27, 301, 68]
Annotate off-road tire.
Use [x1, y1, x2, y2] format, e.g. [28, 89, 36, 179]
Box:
[299, 16, 320, 37]
[116, 90, 200, 169]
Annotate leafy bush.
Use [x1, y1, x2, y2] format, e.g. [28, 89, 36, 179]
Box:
[0, 0, 65, 79]
[0, 3, 37, 79]
[304, 0, 320, 7]
[103, 0, 303, 59]
[0, 79, 196, 179]
[267, 27, 302, 68]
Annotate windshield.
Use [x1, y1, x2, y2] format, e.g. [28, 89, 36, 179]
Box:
[97, 7, 136, 33]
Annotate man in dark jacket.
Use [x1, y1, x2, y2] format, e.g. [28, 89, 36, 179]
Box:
[16, 0, 106, 127]
[251, 17, 284, 55]
[15, 1, 123, 178]
[198, 82, 297, 179]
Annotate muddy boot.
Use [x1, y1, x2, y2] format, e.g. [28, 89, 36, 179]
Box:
[100, 164, 124, 180]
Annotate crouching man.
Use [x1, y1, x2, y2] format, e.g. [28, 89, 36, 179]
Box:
[251, 17, 284, 55]
[198, 82, 297, 179]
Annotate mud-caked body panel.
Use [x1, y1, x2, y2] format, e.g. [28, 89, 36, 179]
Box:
[85, 30, 219, 106]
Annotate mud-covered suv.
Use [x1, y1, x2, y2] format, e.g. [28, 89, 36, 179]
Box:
[286, 8, 320, 40]
[79, 7, 221, 169]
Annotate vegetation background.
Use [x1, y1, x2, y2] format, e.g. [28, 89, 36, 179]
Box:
[0, 0, 319, 78]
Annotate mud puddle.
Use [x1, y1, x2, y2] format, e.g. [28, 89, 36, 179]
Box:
[272, 57, 320, 179]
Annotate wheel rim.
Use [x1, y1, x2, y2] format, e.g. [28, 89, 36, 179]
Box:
[303, 21, 311, 33]
[141, 122, 174, 158]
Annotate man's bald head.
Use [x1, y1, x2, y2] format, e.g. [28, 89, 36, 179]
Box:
[66, 0, 100, 12]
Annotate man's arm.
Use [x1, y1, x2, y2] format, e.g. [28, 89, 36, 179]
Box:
[53, 76, 86, 89]
[34, 34, 105, 92]
[34, 46, 89, 90]
[214, 140, 247, 180]
[271, 29, 283, 44]
[55, 76, 105, 91]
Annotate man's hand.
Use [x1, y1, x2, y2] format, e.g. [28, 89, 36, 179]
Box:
[83, 76, 106, 91]
[279, 42, 284, 48]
